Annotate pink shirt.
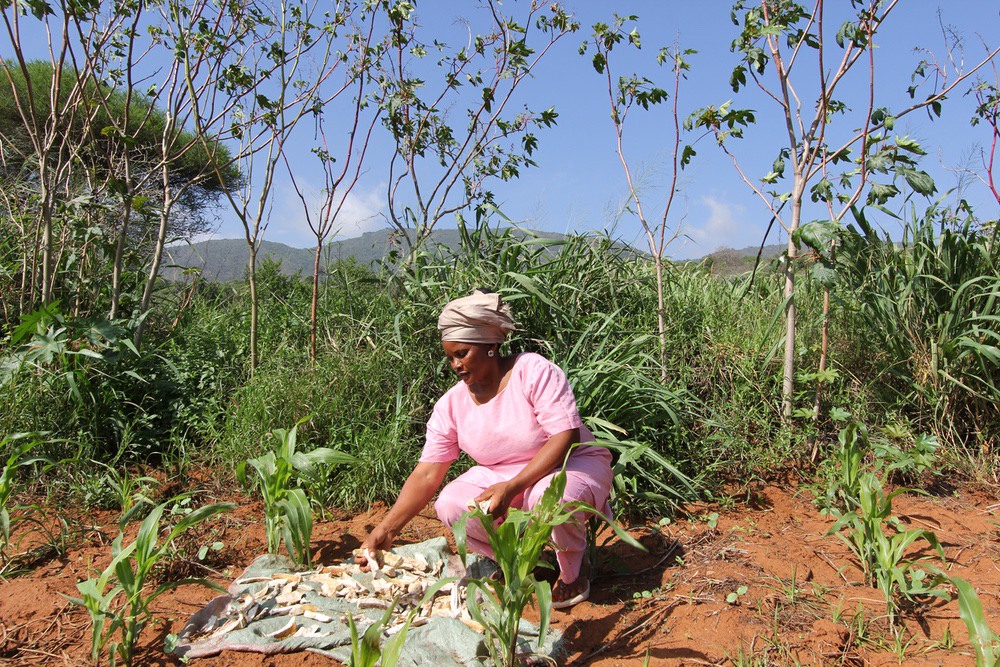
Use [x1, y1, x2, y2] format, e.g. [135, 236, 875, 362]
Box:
[420, 352, 607, 468]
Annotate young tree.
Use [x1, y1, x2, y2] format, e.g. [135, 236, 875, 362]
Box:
[689, 0, 1000, 424]
[0, 26, 234, 325]
[182, 0, 367, 372]
[0, 4, 119, 308]
[378, 0, 578, 260]
[582, 15, 694, 380]
[285, 4, 384, 362]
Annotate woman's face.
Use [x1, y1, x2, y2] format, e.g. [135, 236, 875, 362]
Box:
[442, 341, 496, 386]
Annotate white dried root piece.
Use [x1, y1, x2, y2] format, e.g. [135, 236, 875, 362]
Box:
[370, 577, 395, 595]
[385, 616, 429, 636]
[271, 603, 320, 617]
[276, 590, 305, 606]
[293, 625, 330, 639]
[302, 609, 335, 623]
[266, 617, 297, 639]
[352, 547, 381, 572]
[466, 498, 493, 514]
[207, 615, 245, 639]
[310, 573, 358, 598]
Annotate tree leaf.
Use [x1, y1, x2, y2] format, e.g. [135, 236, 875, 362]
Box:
[900, 168, 936, 195]
[793, 220, 839, 252]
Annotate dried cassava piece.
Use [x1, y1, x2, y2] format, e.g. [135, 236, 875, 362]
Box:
[466, 498, 493, 513]
[189, 548, 469, 644]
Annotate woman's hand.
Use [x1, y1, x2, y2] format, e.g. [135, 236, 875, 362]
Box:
[356, 526, 392, 570]
[354, 461, 450, 571]
[472, 481, 521, 519]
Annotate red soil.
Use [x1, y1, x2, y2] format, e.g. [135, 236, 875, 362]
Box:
[2, 482, 999, 666]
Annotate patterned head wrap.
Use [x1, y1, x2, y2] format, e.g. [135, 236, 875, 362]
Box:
[438, 290, 515, 344]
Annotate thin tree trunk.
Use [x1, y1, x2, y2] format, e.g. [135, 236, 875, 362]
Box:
[782, 244, 796, 421]
[73, 238, 86, 317]
[29, 212, 42, 308]
[248, 244, 259, 373]
[110, 200, 132, 320]
[310, 241, 322, 363]
[39, 186, 53, 305]
[655, 255, 667, 382]
[782, 185, 803, 421]
[135, 191, 172, 349]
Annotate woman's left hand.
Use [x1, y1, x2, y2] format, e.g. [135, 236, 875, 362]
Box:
[472, 481, 521, 519]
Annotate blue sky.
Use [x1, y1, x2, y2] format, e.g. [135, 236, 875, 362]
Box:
[252, 0, 999, 259]
[5, 1, 998, 259]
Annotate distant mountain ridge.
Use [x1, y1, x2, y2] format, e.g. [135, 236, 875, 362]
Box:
[165, 230, 392, 282]
[163, 228, 784, 282]
[696, 242, 786, 275]
[163, 228, 565, 283]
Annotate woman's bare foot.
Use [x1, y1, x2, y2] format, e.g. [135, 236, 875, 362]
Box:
[551, 558, 590, 609]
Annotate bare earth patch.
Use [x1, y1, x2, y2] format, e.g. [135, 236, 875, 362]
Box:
[2, 483, 998, 666]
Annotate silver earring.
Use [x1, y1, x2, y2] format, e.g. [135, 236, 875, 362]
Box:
[488, 350, 495, 357]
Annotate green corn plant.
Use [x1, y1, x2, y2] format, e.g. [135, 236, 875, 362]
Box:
[0, 433, 47, 561]
[73, 542, 133, 665]
[829, 473, 908, 580]
[90, 460, 158, 529]
[835, 423, 866, 512]
[277, 489, 313, 567]
[347, 578, 454, 667]
[68, 494, 233, 666]
[950, 576, 1000, 667]
[236, 422, 357, 566]
[815, 422, 867, 516]
[829, 472, 945, 625]
[454, 469, 644, 667]
[870, 527, 947, 625]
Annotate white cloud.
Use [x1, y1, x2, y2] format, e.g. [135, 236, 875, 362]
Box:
[169, 231, 224, 246]
[265, 180, 386, 247]
[673, 196, 758, 258]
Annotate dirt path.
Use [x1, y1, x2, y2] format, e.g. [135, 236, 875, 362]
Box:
[2, 484, 998, 666]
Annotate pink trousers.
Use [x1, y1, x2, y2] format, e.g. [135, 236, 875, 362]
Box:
[433, 451, 613, 583]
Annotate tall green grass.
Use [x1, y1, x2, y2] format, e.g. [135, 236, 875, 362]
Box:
[838, 204, 999, 451]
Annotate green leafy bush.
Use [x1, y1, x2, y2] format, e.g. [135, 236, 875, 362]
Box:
[839, 205, 1000, 449]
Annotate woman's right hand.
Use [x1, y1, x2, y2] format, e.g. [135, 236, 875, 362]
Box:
[356, 526, 392, 570]
[354, 461, 449, 570]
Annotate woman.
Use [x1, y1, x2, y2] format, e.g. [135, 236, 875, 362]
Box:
[359, 290, 613, 608]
